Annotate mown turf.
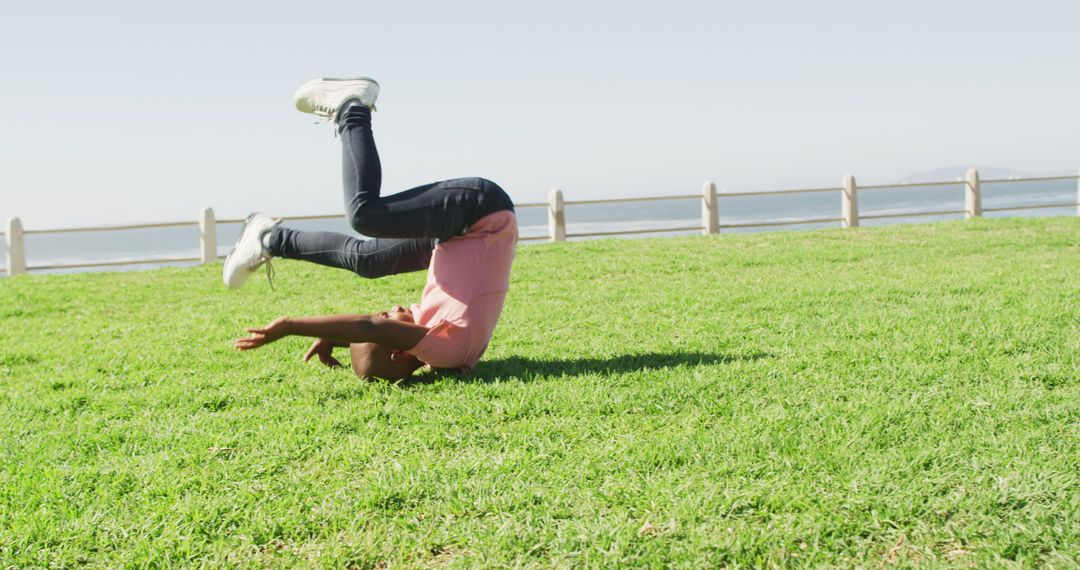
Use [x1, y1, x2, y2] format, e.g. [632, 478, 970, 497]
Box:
[1, 218, 1078, 568]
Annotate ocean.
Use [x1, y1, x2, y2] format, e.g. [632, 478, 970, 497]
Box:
[4, 178, 1075, 275]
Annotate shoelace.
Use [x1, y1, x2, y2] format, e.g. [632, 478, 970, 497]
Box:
[312, 109, 339, 137]
[263, 255, 276, 291]
[256, 223, 280, 290]
[313, 114, 336, 138]
[311, 102, 376, 136]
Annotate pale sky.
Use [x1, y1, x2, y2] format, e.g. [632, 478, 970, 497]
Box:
[2, 0, 1079, 227]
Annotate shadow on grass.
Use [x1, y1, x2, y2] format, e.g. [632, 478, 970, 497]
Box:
[404, 350, 771, 386]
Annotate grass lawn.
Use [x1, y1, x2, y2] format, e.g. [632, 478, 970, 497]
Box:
[1, 217, 1078, 568]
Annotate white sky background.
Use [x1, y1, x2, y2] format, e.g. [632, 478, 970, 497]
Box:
[1, 0, 1078, 227]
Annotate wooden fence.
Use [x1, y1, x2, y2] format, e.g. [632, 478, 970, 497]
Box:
[3, 168, 1079, 275]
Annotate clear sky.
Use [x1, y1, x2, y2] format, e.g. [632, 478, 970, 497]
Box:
[2, 0, 1078, 227]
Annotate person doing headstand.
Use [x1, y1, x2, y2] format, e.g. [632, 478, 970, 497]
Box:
[224, 78, 516, 381]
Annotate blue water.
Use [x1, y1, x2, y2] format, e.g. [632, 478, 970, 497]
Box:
[4, 179, 1075, 275]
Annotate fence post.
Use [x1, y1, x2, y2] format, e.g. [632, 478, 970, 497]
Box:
[965, 168, 982, 219]
[1076, 168, 1079, 217]
[199, 207, 217, 264]
[841, 175, 859, 228]
[6, 217, 27, 276]
[702, 181, 719, 235]
[548, 188, 566, 242]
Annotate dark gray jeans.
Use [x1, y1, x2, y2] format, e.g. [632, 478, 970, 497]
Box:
[266, 101, 514, 278]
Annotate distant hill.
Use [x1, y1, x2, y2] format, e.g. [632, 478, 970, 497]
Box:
[897, 166, 1077, 184]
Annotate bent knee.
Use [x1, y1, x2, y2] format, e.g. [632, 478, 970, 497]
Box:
[348, 209, 375, 235]
[354, 264, 387, 279]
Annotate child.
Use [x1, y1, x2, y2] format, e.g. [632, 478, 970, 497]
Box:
[225, 78, 516, 380]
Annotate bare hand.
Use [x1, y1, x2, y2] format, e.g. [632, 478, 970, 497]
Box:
[303, 338, 343, 368]
[234, 317, 290, 351]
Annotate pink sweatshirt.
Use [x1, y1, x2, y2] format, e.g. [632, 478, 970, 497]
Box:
[408, 210, 517, 371]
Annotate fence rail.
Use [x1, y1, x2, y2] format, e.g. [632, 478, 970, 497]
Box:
[5, 169, 1079, 275]
[567, 225, 705, 239]
[22, 221, 200, 235]
[27, 256, 203, 272]
[858, 180, 964, 190]
[981, 175, 1080, 184]
[860, 209, 967, 221]
[719, 216, 844, 229]
[720, 186, 839, 197]
[564, 194, 701, 205]
[982, 202, 1078, 213]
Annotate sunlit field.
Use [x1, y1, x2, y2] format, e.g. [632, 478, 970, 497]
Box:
[2, 218, 1077, 567]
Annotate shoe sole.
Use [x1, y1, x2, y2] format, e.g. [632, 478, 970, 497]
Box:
[319, 76, 379, 87]
[224, 213, 258, 271]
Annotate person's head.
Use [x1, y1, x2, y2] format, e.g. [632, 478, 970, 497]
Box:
[352, 341, 423, 380]
[350, 342, 423, 380]
[350, 305, 423, 380]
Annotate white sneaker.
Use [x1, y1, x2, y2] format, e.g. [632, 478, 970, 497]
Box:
[222, 213, 280, 289]
[293, 77, 380, 120]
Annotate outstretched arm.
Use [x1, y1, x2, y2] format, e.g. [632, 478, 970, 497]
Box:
[234, 315, 429, 352]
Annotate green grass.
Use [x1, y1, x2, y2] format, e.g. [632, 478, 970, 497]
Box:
[1, 217, 1078, 568]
